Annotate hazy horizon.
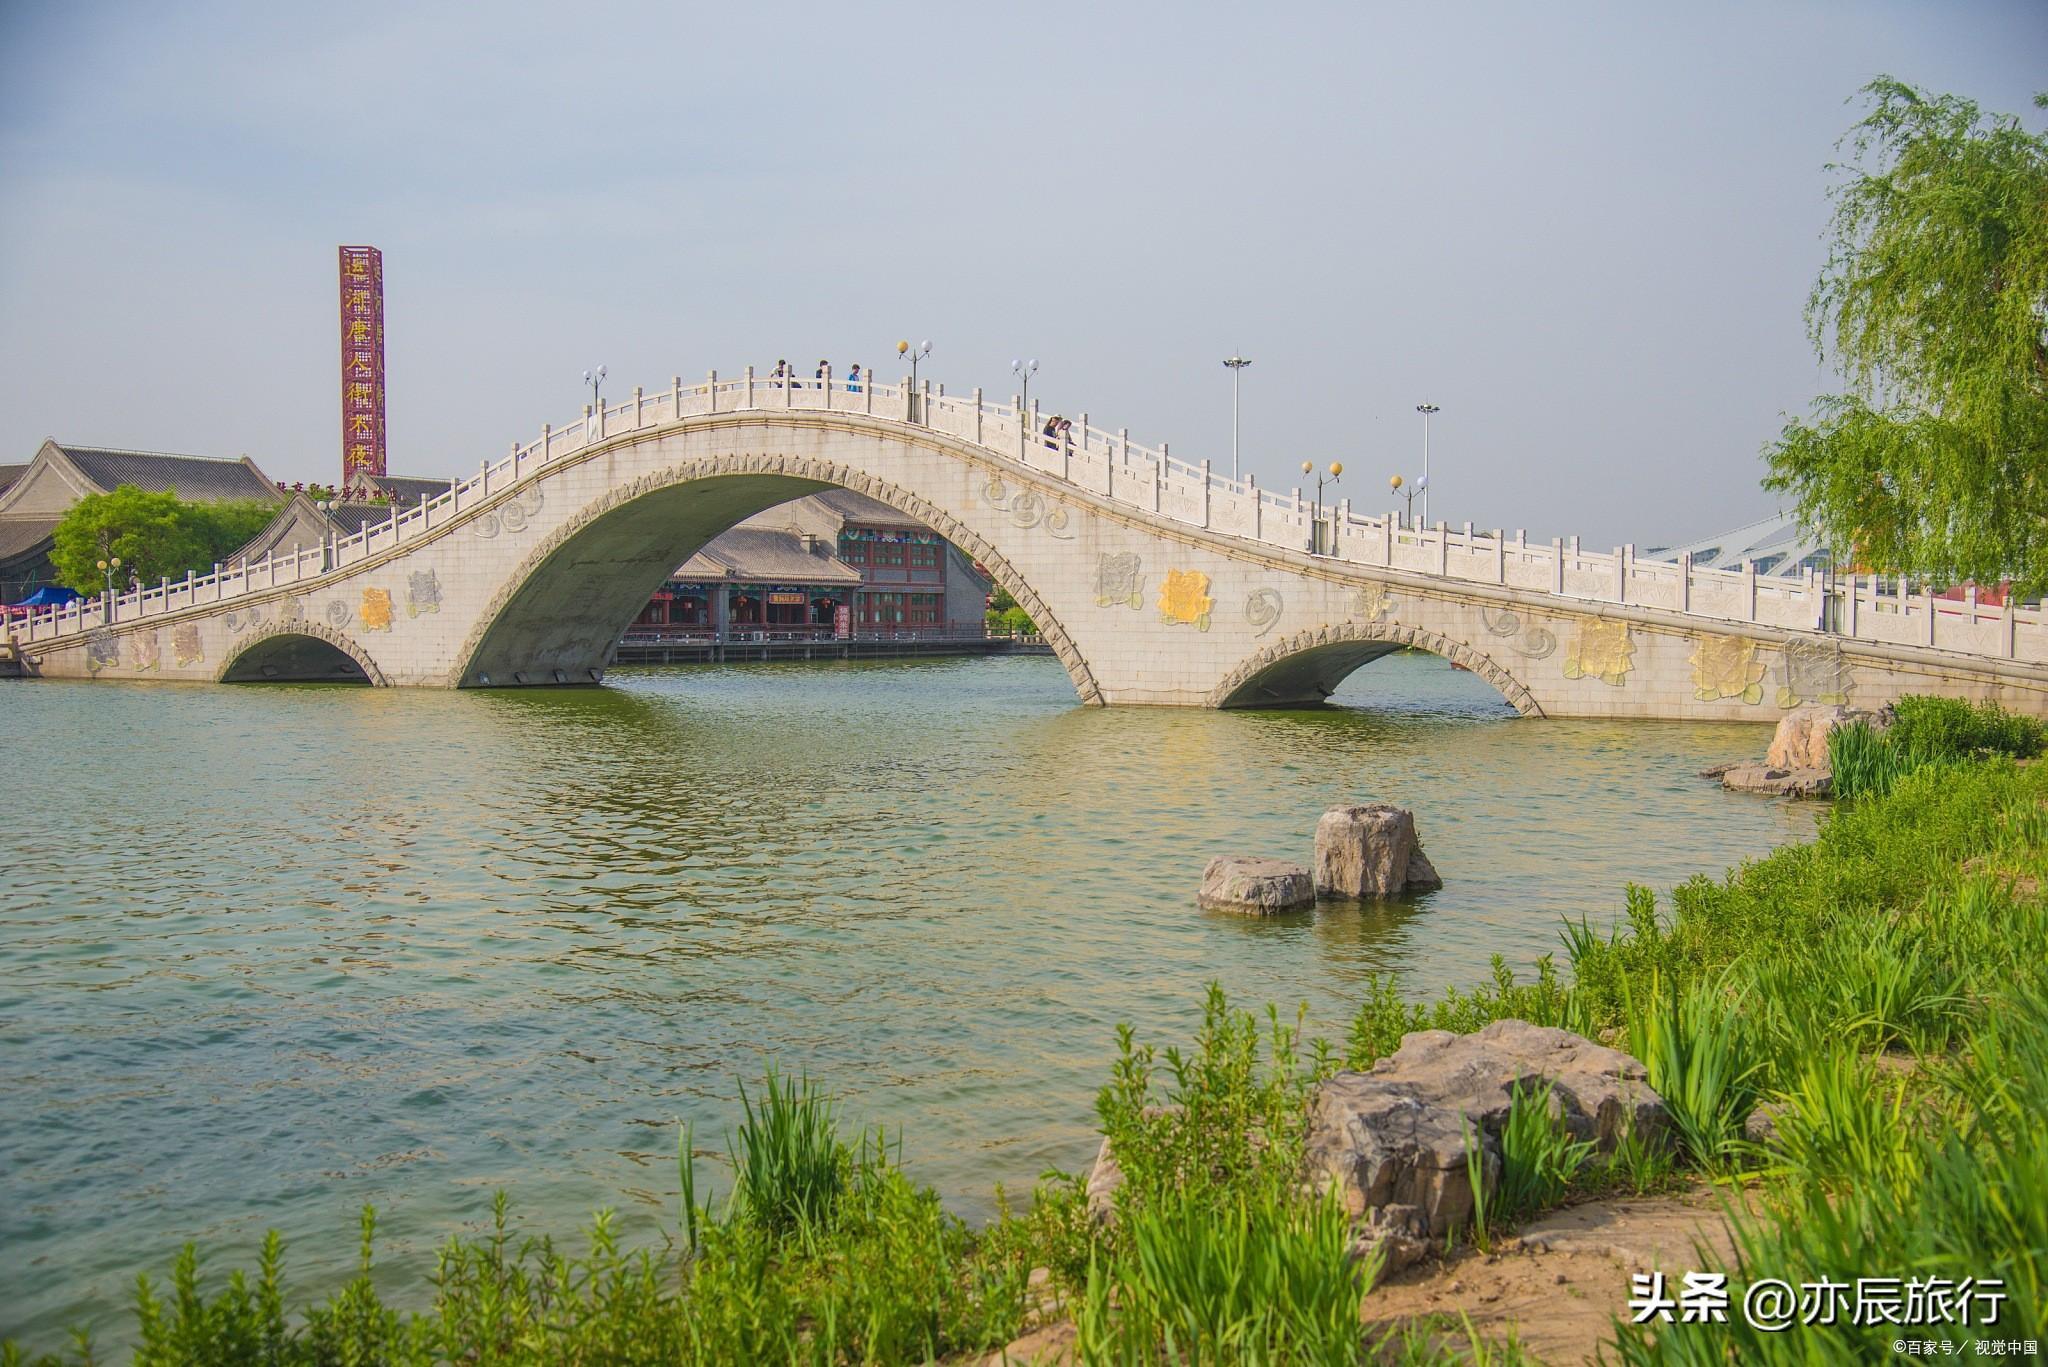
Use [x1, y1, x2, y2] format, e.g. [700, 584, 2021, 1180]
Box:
[2, 1, 2041, 549]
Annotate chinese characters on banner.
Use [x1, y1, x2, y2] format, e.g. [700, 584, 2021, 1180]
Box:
[338, 245, 386, 483]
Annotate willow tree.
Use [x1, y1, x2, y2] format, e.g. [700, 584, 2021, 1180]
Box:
[1765, 79, 2048, 595]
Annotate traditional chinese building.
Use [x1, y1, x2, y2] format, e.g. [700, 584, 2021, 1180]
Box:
[0, 441, 284, 601]
[631, 490, 990, 639]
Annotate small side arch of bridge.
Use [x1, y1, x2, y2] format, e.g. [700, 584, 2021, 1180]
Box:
[1206, 622, 1544, 715]
[217, 622, 386, 685]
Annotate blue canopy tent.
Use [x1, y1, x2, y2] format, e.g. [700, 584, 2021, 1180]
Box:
[13, 585, 81, 608]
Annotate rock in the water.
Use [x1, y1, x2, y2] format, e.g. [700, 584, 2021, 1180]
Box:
[1720, 764, 1832, 799]
[1304, 1020, 1670, 1239]
[1766, 703, 1878, 770]
[1197, 855, 1314, 914]
[1405, 845, 1444, 892]
[1314, 803, 1442, 899]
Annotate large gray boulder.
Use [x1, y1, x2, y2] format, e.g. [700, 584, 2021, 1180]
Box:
[1304, 1020, 1670, 1240]
[1314, 803, 1443, 899]
[1197, 855, 1314, 914]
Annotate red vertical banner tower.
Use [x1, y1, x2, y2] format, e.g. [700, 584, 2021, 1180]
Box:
[338, 246, 387, 484]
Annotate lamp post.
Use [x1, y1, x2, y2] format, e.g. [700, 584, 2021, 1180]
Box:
[1300, 460, 1343, 554]
[1222, 355, 1251, 480]
[1011, 357, 1038, 416]
[1414, 403, 1440, 523]
[97, 555, 121, 624]
[583, 365, 607, 413]
[1390, 473, 1421, 525]
[898, 340, 932, 421]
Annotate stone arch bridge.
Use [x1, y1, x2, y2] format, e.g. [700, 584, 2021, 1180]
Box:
[12, 372, 2047, 719]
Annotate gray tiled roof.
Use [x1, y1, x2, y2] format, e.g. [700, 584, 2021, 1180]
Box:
[0, 517, 58, 565]
[0, 464, 26, 497]
[362, 474, 454, 505]
[807, 488, 922, 528]
[677, 526, 864, 584]
[57, 446, 280, 503]
[327, 502, 401, 536]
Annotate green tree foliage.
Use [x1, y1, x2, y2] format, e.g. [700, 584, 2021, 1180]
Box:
[50, 486, 279, 593]
[984, 582, 1037, 636]
[1764, 79, 2048, 593]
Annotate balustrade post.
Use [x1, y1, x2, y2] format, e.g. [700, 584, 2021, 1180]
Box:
[670, 375, 681, 420]
[1744, 560, 1758, 619]
[708, 371, 719, 415]
[1925, 586, 1937, 646]
[1552, 538, 1565, 594]
[972, 388, 983, 443]
[632, 385, 643, 428]
[2002, 599, 2016, 658]
[1679, 552, 1692, 612]
[479, 458, 489, 499]
[745, 365, 755, 408]
[1152, 456, 1162, 512]
[1200, 459, 1211, 527]
[1436, 522, 1449, 576]
[1494, 530, 1505, 584]
[902, 375, 914, 422]
[1248, 473, 1261, 540]
[785, 369, 794, 409]
[1381, 511, 1394, 564]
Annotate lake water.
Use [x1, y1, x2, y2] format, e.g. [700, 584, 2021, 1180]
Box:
[0, 653, 1813, 1347]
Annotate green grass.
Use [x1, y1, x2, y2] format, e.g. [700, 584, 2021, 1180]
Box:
[1828, 695, 2044, 798]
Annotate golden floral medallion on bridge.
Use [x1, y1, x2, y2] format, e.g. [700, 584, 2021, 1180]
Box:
[1689, 634, 1766, 704]
[1158, 569, 1213, 631]
[1562, 619, 1634, 686]
[359, 587, 394, 632]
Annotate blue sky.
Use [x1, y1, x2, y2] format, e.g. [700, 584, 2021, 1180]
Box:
[1, 0, 2041, 546]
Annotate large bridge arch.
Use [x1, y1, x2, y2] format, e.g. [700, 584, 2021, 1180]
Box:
[1205, 622, 1544, 716]
[450, 450, 1102, 702]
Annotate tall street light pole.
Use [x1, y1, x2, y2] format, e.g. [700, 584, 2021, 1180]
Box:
[1415, 403, 1440, 523]
[1222, 355, 1251, 481]
[1012, 357, 1038, 416]
[584, 365, 607, 413]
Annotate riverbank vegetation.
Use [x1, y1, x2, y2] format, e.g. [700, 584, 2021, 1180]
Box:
[1827, 694, 2044, 799]
[7, 740, 2044, 1364]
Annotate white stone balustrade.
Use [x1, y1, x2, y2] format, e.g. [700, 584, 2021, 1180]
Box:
[6, 370, 2043, 671]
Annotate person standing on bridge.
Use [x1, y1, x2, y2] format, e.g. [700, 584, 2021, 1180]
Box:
[816, 360, 830, 390]
[847, 363, 862, 394]
[771, 359, 789, 389]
